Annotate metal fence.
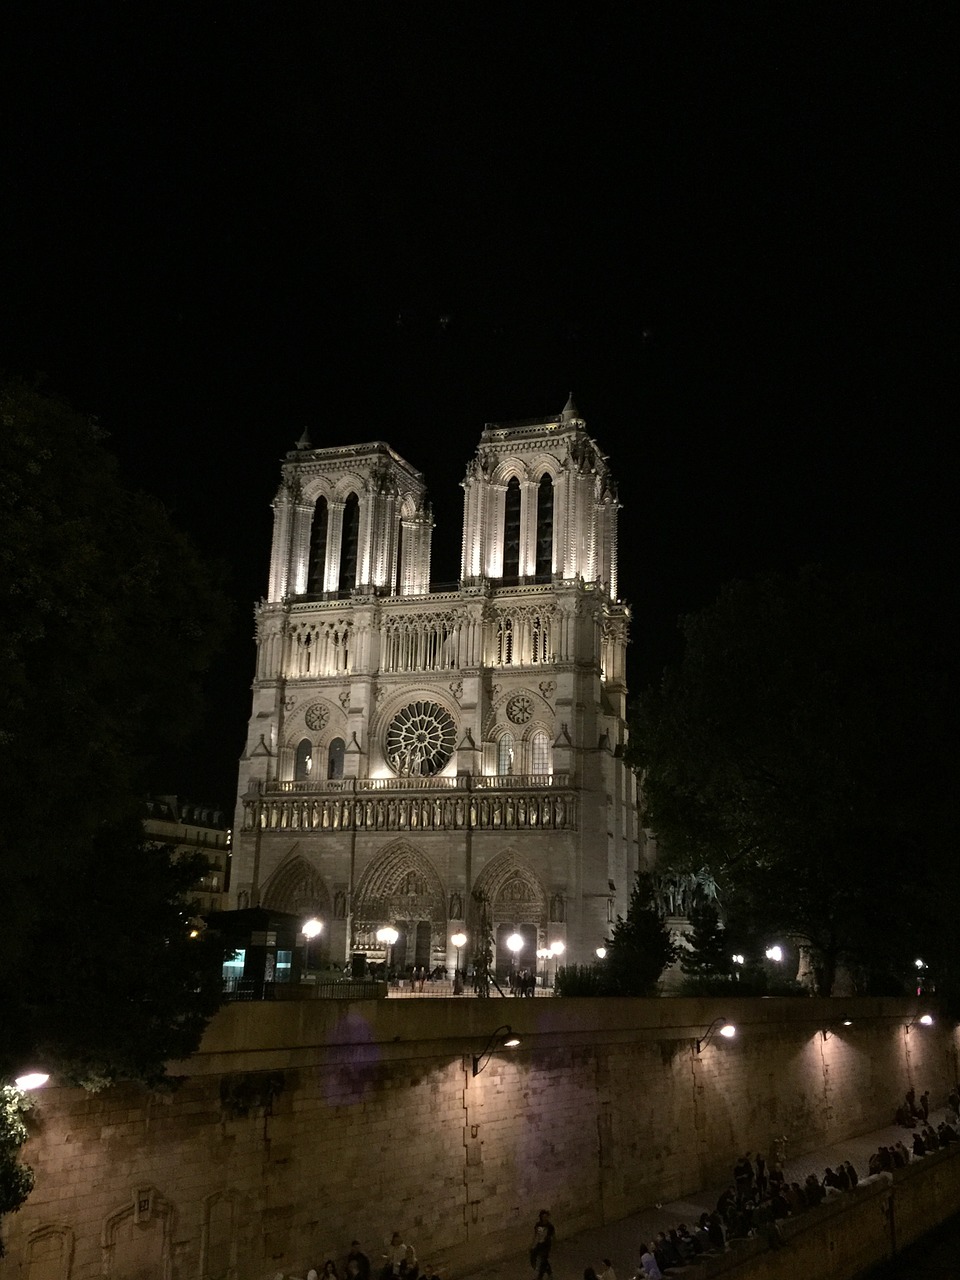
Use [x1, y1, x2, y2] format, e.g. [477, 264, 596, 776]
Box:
[222, 977, 555, 1001]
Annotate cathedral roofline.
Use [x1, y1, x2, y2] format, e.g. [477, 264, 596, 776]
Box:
[483, 394, 585, 435]
[284, 439, 424, 482]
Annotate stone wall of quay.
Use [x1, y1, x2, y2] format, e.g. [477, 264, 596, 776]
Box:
[1, 996, 956, 1280]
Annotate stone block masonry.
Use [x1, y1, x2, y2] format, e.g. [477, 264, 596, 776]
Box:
[1, 996, 955, 1279]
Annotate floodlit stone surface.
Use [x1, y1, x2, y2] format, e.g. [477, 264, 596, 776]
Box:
[2, 996, 954, 1278]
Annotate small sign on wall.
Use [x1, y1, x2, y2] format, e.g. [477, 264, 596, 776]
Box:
[133, 1187, 154, 1224]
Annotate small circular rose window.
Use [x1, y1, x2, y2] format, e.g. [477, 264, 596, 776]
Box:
[304, 702, 329, 731]
[507, 693, 534, 724]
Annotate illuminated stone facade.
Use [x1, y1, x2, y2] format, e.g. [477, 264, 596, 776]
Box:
[230, 397, 641, 972]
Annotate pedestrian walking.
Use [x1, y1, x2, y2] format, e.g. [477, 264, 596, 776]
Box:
[529, 1209, 555, 1278]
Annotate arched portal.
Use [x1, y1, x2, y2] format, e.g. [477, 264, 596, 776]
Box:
[471, 851, 548, 979]
[352, 842, 446, 971]
[261, 855, 332, 920]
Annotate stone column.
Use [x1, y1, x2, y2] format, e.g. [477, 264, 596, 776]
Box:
[267, 484, 294, 602]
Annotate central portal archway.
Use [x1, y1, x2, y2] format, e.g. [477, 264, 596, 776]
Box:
[352, 841, 446, 971]
[471, 850, 548, 979]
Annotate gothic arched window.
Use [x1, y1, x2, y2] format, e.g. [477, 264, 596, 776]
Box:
[535, 474, 553, 582]
[498, 733, 515, 776]
[531, 614, 549, 663]
[502, 476, 521, 582]
[338, 493, 360, 594]
[530, 730, 551, 775]
[294, 738, 313, 781]
[308, 496, 328, 594]
[496, 617, 514, 665]
[394, 520, 404, 595]
[328, 737, 345, 779]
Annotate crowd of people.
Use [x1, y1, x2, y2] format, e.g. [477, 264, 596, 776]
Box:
[291, 1233, 444, 1280]
[598, 1086, 957, 1278]
[882, 1086, 960, 1166]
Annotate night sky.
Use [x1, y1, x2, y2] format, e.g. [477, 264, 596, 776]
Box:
[2, 7, 955, 808]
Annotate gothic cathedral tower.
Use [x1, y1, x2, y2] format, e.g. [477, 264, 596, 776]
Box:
[231, 397, 640, 976]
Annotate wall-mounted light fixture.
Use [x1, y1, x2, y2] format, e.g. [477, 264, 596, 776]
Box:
[905, 1013, 935, 1032]
[696, 1018, 736, 1054]
[14, 1072, 49, 1091]
[821, 1020, 854, 1040]
[472, 1025, 521, 1077]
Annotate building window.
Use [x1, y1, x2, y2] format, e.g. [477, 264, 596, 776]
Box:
[294, 738, 313, 781]
[531, 614, 549, 663]
[338, 493, 360, 593]
[328, 737, 345, 779]
[496, 617, 514, 665]
[498, 733, 515, 776]
[535, 474, 553, 582]
[530, 730, 551, 775]
[394, 520, 404, 595]
[308, 495, 328, 593]
[502, 476, 521, 582]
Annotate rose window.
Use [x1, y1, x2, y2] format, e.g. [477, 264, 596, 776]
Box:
[304, 702, 329, 732]
[386, 701, 456, 776]
[506, 693, 534, 725]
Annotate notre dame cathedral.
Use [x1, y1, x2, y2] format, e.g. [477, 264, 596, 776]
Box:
[231, 397, 642, 974]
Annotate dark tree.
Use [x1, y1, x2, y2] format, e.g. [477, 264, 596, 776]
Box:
[631, 567, 956, 995]
[0, 1088, 34, 1256]
[680, 901, 730, 983]
[0, 380, 229, 1090]
[604, 872, 678, 996]
[470, 890, 495, 997]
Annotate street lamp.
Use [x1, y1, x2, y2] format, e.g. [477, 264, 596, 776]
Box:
[549, 939, 565, 988]
[301, 917, 323, 974]
[765, 945, 783, 963]
[595, 947, 607, 960]
[451, 931, 467, 995]
[732, 953, 744, 982]
[376, 926, 399, 982]
[507, 932, 524, 991]
[14, 1072, 49, 1091]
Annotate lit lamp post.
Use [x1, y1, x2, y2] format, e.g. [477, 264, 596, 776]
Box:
[595, 947, 607, 960]
[451, 931, 467, 995]
[301, 917, 323, 975]
[377, 925, 399, 983]
[549, 939, 565, 988]
[507, 932, 524, 991]
[732, 953, 744, 982]
[14, 1072, 49, 1092]
[765, 945, 783, 963]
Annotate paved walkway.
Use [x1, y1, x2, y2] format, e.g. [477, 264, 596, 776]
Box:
[459, 1108, 954, 1280]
